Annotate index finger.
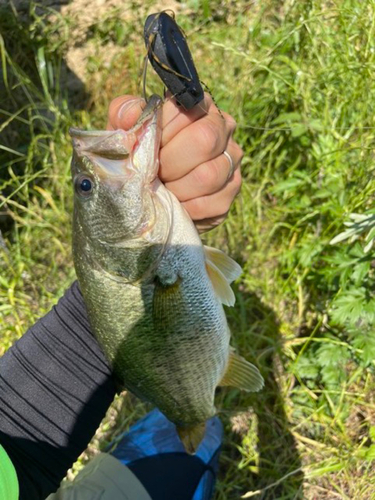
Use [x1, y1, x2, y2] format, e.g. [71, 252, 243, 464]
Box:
[161, 92, 217, 147]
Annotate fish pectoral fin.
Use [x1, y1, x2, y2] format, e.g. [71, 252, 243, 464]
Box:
[204, 246, 242, 283]
[219, 351, 264, 392]
[177, 423, 206, 455]
[153, 277, 184, 329]
[205, 262, 235, 307]
[204, 246, 242, 307]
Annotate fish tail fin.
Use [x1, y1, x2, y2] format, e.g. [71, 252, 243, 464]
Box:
[176, 422, 206, 454]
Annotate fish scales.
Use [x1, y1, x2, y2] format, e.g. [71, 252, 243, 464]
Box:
[70, 95, 263, 453]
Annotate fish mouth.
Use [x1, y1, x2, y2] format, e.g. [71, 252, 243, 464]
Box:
[70, 94, 163, 180]
[136, 94, 163, 128]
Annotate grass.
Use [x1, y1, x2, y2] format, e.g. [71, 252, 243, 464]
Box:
[1, 0, 375, 498]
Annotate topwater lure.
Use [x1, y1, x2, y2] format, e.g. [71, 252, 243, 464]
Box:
[143, 11, 204, 109]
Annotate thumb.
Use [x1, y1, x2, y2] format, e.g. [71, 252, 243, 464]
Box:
[106, 95, 145, 131]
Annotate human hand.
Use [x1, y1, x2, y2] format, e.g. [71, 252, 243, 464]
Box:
[107, 93, 243, 232]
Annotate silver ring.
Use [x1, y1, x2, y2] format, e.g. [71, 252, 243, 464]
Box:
[223, 150, 235, 180]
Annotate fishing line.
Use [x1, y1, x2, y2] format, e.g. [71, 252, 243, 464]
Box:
[241, 124, 375, 132]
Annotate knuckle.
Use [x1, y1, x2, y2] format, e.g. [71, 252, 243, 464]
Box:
[223, 195, 234, 214]
[232, 142, 244, 162]
[203, 92, 214, 107]
[192, 164, 210, 186]
[232, 169, 242, 195]
[210, 157, 224, 186]
[193, 161, 220, 188]
[223, 112, 237, 133]
[237, 145, 245, 162]
[195, 120, 221, 158]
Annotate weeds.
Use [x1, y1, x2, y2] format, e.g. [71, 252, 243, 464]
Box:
[1, 1, 375, 498]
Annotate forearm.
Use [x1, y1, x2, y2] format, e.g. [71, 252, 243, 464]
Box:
[0, 281, 116, 500]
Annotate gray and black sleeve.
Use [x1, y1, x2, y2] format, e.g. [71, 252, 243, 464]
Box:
[0, 281, 116, 500]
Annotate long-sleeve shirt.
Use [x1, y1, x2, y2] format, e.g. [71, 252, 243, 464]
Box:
[0, 282, 117, 500]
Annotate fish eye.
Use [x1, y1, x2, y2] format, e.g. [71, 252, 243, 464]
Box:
[80, 178, 92, 191]
[75, 174, 95, 197]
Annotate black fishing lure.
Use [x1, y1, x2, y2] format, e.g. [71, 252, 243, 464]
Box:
[144, 11, 204, 109]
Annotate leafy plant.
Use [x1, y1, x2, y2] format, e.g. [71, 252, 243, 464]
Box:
[331, 212, 375, 253]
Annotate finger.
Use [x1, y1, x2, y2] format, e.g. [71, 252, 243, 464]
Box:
[195, 215, 229, 233]
[106, 96, 145, 131]
[182, 167, 242, 221]
[165, 140, 241, 201]
[161, 92, 213, 146]
[162, 94, 237, 148]
[159, 112, 235, 182]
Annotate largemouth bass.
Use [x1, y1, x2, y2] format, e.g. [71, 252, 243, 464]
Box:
[70, 95, 263, 453]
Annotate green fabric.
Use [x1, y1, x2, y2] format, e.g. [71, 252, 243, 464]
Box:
[0, 444, 19, 500]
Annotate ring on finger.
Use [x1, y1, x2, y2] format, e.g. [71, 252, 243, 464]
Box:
[223, 150, 235, 180]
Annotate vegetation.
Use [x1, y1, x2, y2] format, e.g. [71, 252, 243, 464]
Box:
[1, 0, 375, 498]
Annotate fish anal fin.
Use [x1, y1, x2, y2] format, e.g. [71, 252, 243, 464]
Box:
[204, 246, 242, 283]
[219, 351, 264, 392]
[177, 422, 206, 455]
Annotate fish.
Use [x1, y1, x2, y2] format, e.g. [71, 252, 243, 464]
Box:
[70, 95, 264, 453]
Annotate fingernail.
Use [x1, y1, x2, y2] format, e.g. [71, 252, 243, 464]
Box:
[118, 98, 142, 121]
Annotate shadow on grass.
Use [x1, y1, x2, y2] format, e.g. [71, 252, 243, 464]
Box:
[217, 290, 303, 500]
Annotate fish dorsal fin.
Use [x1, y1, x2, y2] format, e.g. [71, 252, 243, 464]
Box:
[219, 350, 264, 392]
[204, 246, 242, 307]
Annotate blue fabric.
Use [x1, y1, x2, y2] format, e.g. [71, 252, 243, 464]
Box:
[110, 409, 222, 500]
